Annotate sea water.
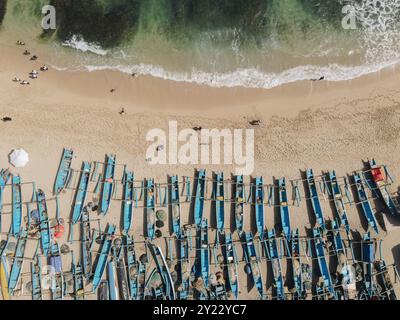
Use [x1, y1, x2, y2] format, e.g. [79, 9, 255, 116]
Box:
[0, 0, 399, 89]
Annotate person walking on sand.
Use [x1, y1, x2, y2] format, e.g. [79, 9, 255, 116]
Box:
[119, 108, 125, 115]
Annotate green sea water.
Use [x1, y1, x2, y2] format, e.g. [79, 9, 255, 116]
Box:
[0, 0, 399, 88]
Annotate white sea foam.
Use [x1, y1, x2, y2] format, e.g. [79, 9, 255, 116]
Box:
[62, 35, 108, 56]
[80, 58, 400, 89]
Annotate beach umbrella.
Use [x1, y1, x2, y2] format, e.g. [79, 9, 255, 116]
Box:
[9, 148, 29, 167]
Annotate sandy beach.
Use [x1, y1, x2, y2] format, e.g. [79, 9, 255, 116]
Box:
[1, 42, 400, 300]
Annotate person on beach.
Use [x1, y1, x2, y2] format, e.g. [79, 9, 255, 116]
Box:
[20, 80, 30, 85]
[40, 65, 49, 71]
[119, 108, 125, 115]
[12, 77, 21, 82]
[30, 55, 38, 61]
[23, 50, 30, 55]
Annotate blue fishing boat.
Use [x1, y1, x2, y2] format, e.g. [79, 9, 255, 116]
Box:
[359, 232, 380, 299]
[11, 175, 22, 238]
[122, 170, 134, 234]
[148, 243, 176, 300]
[214, 172, 225, 232]
[81, 207, 92, 279]
[331, 220, 355, 299]
[8, 228, 28, 294]
[54, 148, 73, 195]
[254, 177, 265, 239]
[71, 161, 91, 224]
[108, 261, 119, 300]
[49, 242, 64, 300]
[243, 232, 264, 299]
[98, 280, 109, 300]
[290, 229, 306, 300]
[177, 230, 190, 299]
[37, 189, 51, 256]
[71, 251, 85, 300]
[125, 235, 139, 300]
[306, 169, 326, 231]
[328, 171, 350, 235]
[234, 175, 244, 234]
[313, 227, 336, 299]
[278, 177, 291, 241]
[194, 170, 206, 226]
[264, 229, 285, 300]
[137, 262, 146, 300]
[170, 175, 181, 237]
[92, 224, 116, 291]
[353, 173, 380, 234]
[114, 240, 130, 300]
[145, 179, 156, 240]
[31, 255, 42, 300]
[375, 259, 397, 300]
[100, 154, 116, 215]
[195, 219, 209, 288]
[0, 169, 11, 232]
[223, 232, 239, 299]
[367, 159, 399, 216]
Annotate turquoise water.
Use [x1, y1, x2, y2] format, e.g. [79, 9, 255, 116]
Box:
[1, 0, 400, 88]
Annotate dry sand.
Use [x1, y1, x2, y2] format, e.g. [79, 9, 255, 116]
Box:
[0, 43, 400, 299]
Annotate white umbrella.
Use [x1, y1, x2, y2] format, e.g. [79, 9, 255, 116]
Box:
[9, 149, 29, 168]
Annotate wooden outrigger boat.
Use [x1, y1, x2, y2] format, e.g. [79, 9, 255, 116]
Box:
[114, 240, 130, 300]
[243, 232, 264, 299]
[107, 260, 119, 300]
[145, 179, 156, 240]
[177, 230, 190, 299]
[122, 170, 134, 234]
[278, 177, 291, 241]
[81, 207, 92, 279]
[290, 229, 306, 300]
[359, 232, 380, 299]
[98, 280, 109, 300]
[71, 161, 91, 224]
[331, 220, 356, 299]
[49, 242, 64, 300]
[367, 159, 399, 216]
[328, 171, 350, 236]
[0, 169, 11, 232]
[148, 243, 176, 300]
[137, 262, 146, 300]
[31, 247, 42, 300]
[223, 232, 239, 299]
[11, 175, 22, 238]
[54, 148, 73, 195]
[264, 228, 285, 300]
[375, 259, 397, 300]
[312, 227, 336, 299]
[99, 154, 116, 215]
[194, 219, 210, 289]
[353, 173, 379, 235]
[306, 169, 326, 231]
[92, 224, 116, 291]
[234, 175, 244, 234]
[254, 177, 265, 239]
[214, 172, 225, 233]
[194, 170, 206, 226]
[37, 189, 51, 256]
[170, 175, 181, 237]
[71, 251, 85, 300]
[8, 228, 28, 294]
[125, 235, 139, 300]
